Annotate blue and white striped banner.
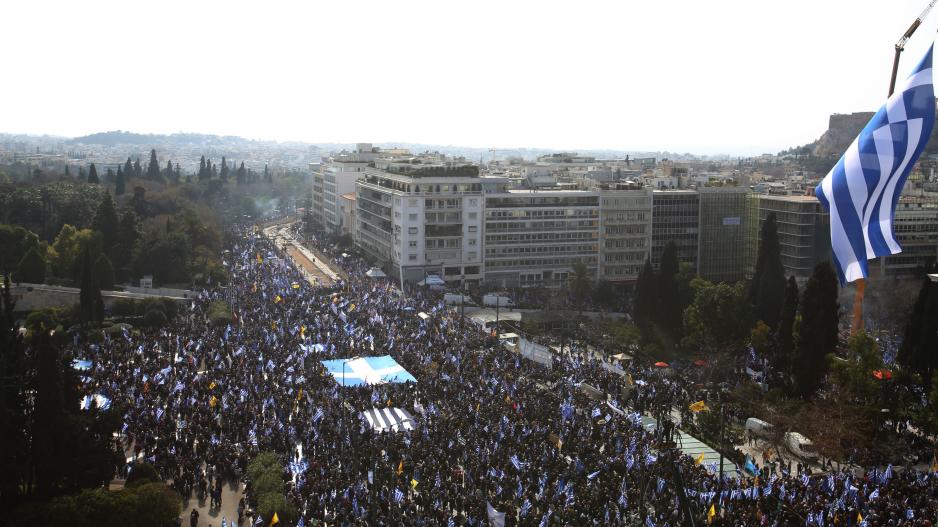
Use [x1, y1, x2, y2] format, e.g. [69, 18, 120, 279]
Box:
[816, 44, 935, 283]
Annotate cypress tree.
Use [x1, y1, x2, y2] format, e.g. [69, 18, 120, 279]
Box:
[92, 191, 119, 256]
[657, 241, 682, 335]
[64, 164, 70, 177]
[198, 156, 207, 181]
[115, 166, 126, 196]
[775, 276, 799, 381]
[210, 161, 217, 179]
[146, 149, 161, 180]
[79, 246, 104, 325]
[123, 157, 133, 180]
[174, 163, 182, 184]
[105, 168, 114, 185]
[133, 158, 142, 179]
[264, 163, 270, 183]
[164, 160, 174, 183]
[793, 262, 839, 397]
[750, 213, 786, 328]
[0, 274, 28, 503]
[633, 259, 658, 329]
[114, 208, 139, 281]
[16, 247, 46, 284]
[93, 254, 115, 291]
[33, 325, 67, 497]
[236, 162, 246, 185]
[898, 272, 938, 385]
[87, 163, 99, 184]
[78, 166, 85, 181]
[220, 157, 229, 182]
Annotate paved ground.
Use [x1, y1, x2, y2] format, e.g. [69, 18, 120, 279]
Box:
[179, 479, 246, 527]
[286, 244, 335, 287]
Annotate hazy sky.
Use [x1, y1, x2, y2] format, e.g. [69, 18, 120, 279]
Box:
[2, 0, 937, 155]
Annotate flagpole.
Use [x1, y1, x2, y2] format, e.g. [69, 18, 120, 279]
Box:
[855, 2, 936, 335]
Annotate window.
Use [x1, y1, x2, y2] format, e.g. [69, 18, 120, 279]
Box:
[469, 198, 478, 206]
[468, 212, 477, 219]
[468, 252, 477, 260]
[409, 213, 418, 221]
[468, 238, 477, 246]
[409, 199, 417, 206]
[409, 241, 418, 248]
[408, 254, 417, 261]
[468, 226, 477, 233]
[408, 227, 418, 234]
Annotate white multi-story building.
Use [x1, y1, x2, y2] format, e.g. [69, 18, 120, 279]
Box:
[483, 186, 601, 288]
[355, 154, 488, 286]
[597, 186, 653, 283]
[312, 143, 379, 233]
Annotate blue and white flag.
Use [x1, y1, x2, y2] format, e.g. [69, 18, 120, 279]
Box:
[393, 488, 404, 503]
[816, 44, 935, 283]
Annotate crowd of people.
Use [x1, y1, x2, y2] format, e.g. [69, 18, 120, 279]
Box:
[71, 224, 938, 526]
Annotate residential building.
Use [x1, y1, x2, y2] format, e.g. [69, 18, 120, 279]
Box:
[484, 188, 600, 288]
[753, 195, 831, 279]
[338, 192, 357, 240]
[355, 154, 487, 285]
[313, 143, 379, 234]
[651, 190, 700, 271]
[875, 196, 938, 277]
[698, 187, 752, 283]
[597, 186, 653, 283]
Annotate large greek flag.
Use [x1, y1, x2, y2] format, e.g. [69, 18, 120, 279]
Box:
[816, 45, 935, 283]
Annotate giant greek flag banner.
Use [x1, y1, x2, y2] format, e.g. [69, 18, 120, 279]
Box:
[816, 45, 935, 283]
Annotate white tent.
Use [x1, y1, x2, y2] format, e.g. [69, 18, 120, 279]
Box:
[365, 267, 387, 278]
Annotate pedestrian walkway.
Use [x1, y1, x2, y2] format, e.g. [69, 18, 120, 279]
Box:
[638, 415, 739, 479]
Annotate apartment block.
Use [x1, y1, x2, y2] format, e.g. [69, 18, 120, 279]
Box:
[753, 195, 831, 279]
[698, 187, 753, 283]
[598, 187, 653, 282]
[484, 189, 600, 288]
[651, 190, 700, 271]
[355, 155, 486, 285]
[313, 143, 378, 234]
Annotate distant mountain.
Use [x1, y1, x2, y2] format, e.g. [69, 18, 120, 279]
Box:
[68, 130, 267, 147]
[790, 104, 938, 158]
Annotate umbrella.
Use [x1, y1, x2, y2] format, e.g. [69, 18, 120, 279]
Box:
[872, 369, 893, 380]
[693, 359, 708, 367]
[654, 361, 669, 368]
[365, 267, 387, 278]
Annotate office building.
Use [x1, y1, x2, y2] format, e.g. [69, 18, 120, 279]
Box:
[651, 190, 700, 271]
[698, 187, 752, 283]
[754, 195, 830, 279]
[597, 187, 653, 282]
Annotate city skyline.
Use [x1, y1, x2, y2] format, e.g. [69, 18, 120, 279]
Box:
[2, 0, 937, 155]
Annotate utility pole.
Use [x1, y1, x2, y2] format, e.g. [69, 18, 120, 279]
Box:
[719, 402, 725, 481]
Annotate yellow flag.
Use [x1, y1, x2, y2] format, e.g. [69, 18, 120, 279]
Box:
[689, 400, 708, 413]
[274, 295, 282, 304]
[931, 456, 938, 473]
[297, 388, 303, 401]
[476, 402, 481, 413]
[387, 398, 392, 407]
[411, 478, 418, 489]
[397, 459, 403, 475]
[252, 282, 257, 293]
[350, 303, 356, 312]
[505, 394, 511, 404]
[857, 513, 863, 523]
[269, 512, 279, 527]
[707, 504, 716, 523]
[209, 381, 216, 390]
[627, 374, 634, 386]
[292, 282, 300, 289]
[209, 395, 218, 408]
[271, 321, 277, 330]
[695, 453, 705, 465]
[257, 253, 263, 264]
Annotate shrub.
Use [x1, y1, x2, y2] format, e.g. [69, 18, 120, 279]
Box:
[257, 492, 297, 526]
[143, 309, 167, 328]
[207, 300, 232, 327]
[16, 246, 46, 284]
[125, 462, 160, 488]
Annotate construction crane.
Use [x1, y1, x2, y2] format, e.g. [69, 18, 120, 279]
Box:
[889, 0, 938, 96]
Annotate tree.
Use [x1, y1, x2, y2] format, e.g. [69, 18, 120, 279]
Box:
[113, 209, 139, 281]
[132, 158, 142, 179]
[91, 191, 118, 255]
[681, 279, 751, 353]
[33, 326, 68, 497]
[173, 163, 181, 184]
[94, 254, 115, 291]
[633, 259, 657, 329]
[657, 241, 683, 336]
[264, 163, 270, 183]
[146, 149, 161, 181]
[104, 168, 114, 185]
[123, 158, 133, 181]
[220, 157, 229, 183]
[86, 164, 99, 185]
[749, 213, 786, 328]
[163, 160, 174, 183]
[198, 156, 207, 181]
[130, 187, 147, 218]
[51, 225, 101, 283]
[0, 274, 28, 507]
[898, 273, 938, 385]
[775, 276, 799, 379]
[79, 246, 104, 325]
[114, 166, 126, 196]
[236, 162, 246, 185]
[16, 246, 46, 284]
[793, 262, 839, 397]
[592, 279, 617, 311]
[570, 262, 591, 310]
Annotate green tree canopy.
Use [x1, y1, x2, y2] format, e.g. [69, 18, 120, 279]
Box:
[92, 191, 119, 255]
[633, 259, 657, 329]
[16, 246, 46, 284]
[682, 279, 752, 353]
[51, 225, 102, 283]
